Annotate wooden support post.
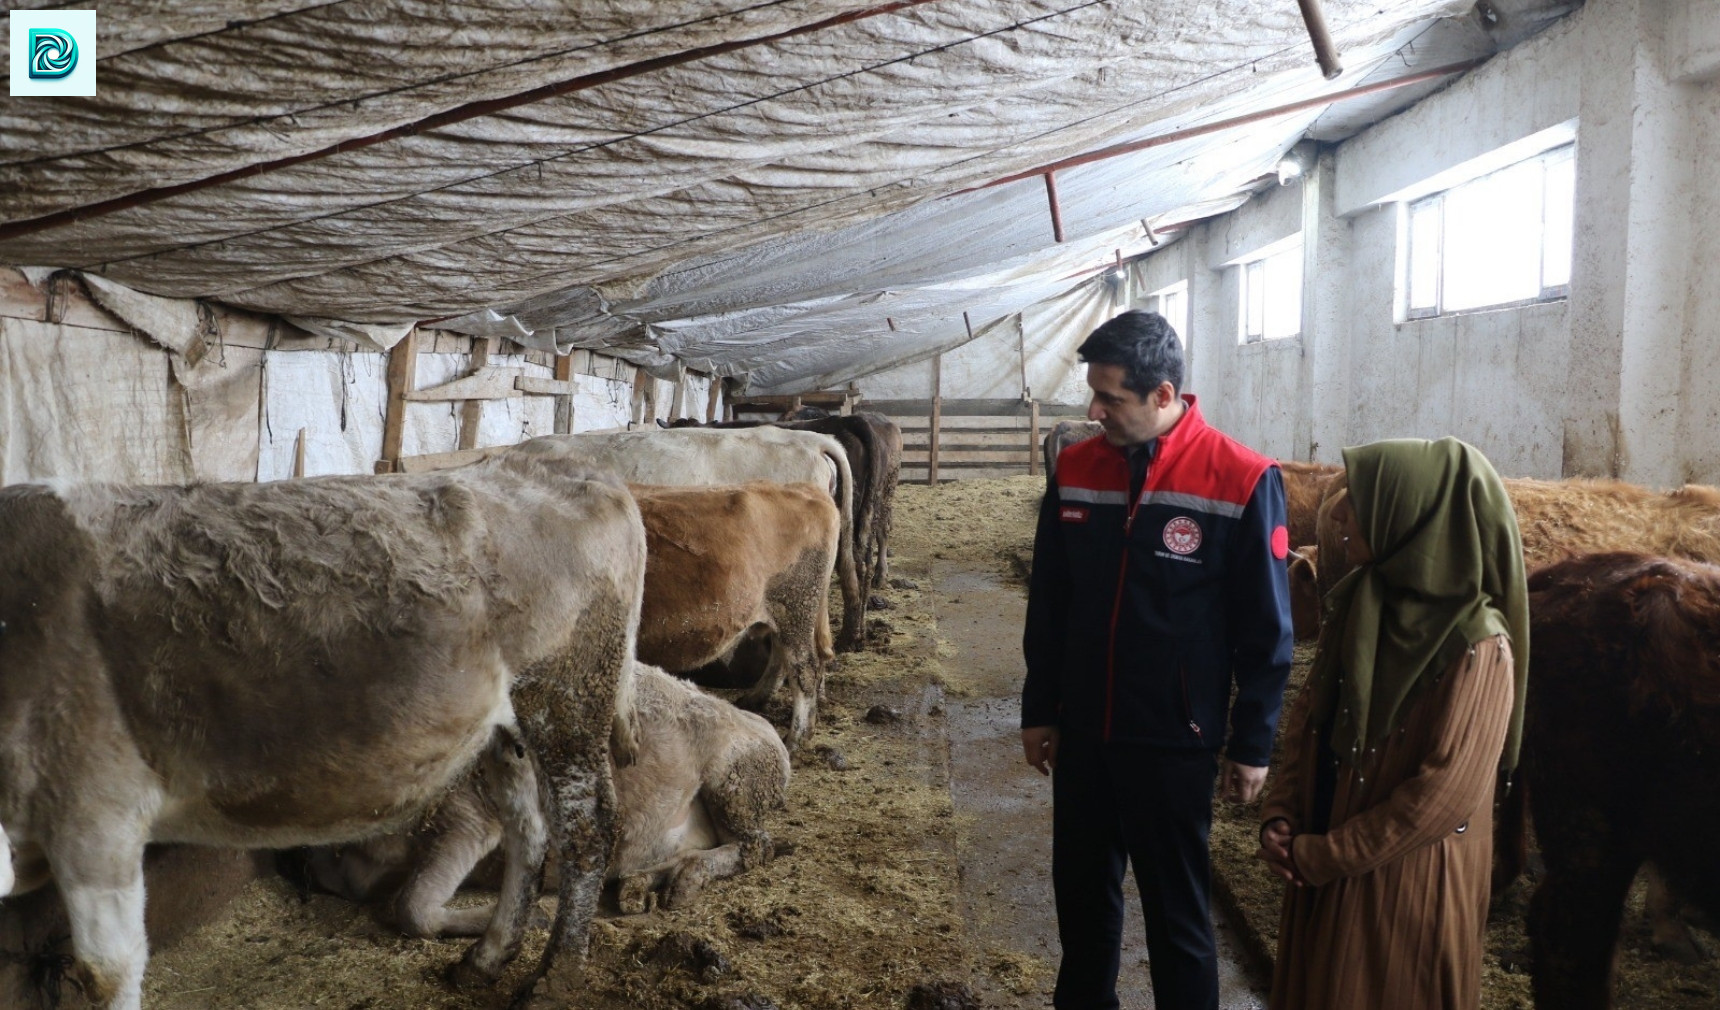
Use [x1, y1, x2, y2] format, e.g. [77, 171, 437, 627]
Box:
[1029, 400, 1041, 477]
[377, 327, 418, 474]
[668, 365, 687, 421]
[553, 352, 575, 433]
[928, 354, 943, 486]
[458, 337, 498, 450]
[706, 376, 721, 423]
[631, 367, 650, 426]
[293, 428, 307, 478]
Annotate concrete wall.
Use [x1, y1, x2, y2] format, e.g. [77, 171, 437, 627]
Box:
[1132, 0, 1720, 486]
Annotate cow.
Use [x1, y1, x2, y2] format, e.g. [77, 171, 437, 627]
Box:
[507, 428, 865, 652]
[300, 663, 791, 930]
[0, 454, 646, 1010]
[1279, 460, 1343, 551]
[672, 414, 902, 593]
[1041, 420, 1102, 479]
[2, 847, 271, 1010]
[1287, 546, 1321, 642]
[1520, 553, 1720, 1009]
[631, 481, 838, 748]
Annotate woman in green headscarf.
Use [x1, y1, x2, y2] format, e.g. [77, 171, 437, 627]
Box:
[1256, 437, 1528, 1010]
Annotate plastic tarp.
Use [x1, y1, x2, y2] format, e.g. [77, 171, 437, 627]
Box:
[3, 0, 1569, 393]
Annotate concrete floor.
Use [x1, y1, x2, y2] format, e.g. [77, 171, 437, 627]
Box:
[932, 562, 1269, 1009]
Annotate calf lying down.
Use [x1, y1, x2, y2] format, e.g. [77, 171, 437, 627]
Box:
[306, 664, 791, 932]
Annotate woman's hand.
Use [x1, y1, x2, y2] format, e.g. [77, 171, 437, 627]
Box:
[1258, 817, 1306, 886]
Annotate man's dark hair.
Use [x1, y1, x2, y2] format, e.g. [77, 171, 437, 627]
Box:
[1076, 310, 1184, 399]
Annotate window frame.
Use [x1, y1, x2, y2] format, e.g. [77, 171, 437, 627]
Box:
[1404, 143, 1575, 321]
[1237, 240, 1303, 344]
[1144, 280, 1188, 345]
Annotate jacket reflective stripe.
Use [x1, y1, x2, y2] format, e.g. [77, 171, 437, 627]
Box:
[1060, 487, 1129, 506]
[1139, 490, 1247, 519]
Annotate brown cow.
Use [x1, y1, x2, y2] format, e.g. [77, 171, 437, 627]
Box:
[1279, 460, 1343, 551]
[691, 413, 902, 594]
[0, 455, 645, 1010]
[632, 481, 839, 748]
[1521, 553, 1720, 1009]
[302, 663, 791, 930]
[508, 427, 865, 653]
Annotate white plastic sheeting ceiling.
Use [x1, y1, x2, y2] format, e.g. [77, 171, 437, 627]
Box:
[0, 0, 1571, 392]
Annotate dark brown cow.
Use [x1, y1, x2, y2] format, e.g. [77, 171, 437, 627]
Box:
[1041, 420, 1102, 478]
[0, 456, 645, 1010]
[632, 481, 839, 747]
[1521, 553, 1720, 1009]
[301, 663, 791, 930]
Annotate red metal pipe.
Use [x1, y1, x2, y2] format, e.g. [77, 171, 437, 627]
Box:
[1297, 0, 1344, 81]
[1044, 171, 1066, 242]
[0, 1, 948, 243]
[961, 58, 1484, 195]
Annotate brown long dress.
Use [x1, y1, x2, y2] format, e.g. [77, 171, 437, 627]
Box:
[1261, 634, 1515, 1010]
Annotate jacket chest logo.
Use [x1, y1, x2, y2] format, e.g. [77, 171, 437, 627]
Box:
[1060, 505, 1090, 524]
[1162, 516, 1203, 555]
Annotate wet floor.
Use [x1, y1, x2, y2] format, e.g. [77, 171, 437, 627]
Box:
[932, 562, 1269, 1009]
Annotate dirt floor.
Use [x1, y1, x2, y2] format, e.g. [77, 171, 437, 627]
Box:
[70, 475, 1720, 1008]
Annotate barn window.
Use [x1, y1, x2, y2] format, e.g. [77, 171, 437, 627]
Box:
[1145, 281, 1188, 344]
[1238, 240, 1302, 343]
[1405, 144, 1574, 318]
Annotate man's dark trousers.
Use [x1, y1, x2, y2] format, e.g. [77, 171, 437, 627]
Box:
[1051, 734, 1219, 1010]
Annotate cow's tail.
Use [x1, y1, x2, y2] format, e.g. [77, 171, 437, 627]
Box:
[828, 443, 864, 653]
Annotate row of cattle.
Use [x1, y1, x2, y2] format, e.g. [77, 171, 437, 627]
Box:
[1274, 460, 1720, 1010]
[0, 420, 901, 1010]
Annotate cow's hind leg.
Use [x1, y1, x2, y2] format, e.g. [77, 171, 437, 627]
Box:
[53, 831, 148, 1010]
[1530, 853, 1638, 1010]
[450, 724, 546, 987]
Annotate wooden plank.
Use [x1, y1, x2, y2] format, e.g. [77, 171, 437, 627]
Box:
[706, 377, 721, 423]
[1029, 399, 1041, 476]
[928, 354, 942, 486]
[669, 367, 687, 421]
[396, 446, 497, 473]
[553, 353, 575, 434]
[630, 367, 650, 425]
[901, 448, 1037, 464]
[377, 327, 419, 473]
[404, 366, 523, 402]
[458, 338, 499, 450]
[865, 398, 1089, 417]
[515, 375, 577, 396]
[293, 428, 307, 478]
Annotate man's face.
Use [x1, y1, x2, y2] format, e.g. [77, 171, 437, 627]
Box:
[1086, 363, 1176, 447]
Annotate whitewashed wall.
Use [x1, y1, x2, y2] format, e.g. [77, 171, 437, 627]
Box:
[1130, 0, 1720, 486]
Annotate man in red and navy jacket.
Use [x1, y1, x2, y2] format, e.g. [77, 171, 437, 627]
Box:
[1022, 310, 1293, 1010]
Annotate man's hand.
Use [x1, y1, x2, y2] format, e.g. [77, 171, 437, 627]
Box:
[1257, 817, 1303, 885]
[1022, 725, 1059, 776]
[1220, 759, 1268, 803]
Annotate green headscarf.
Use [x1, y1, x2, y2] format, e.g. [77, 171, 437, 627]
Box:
[1310, 437, 1530, 771]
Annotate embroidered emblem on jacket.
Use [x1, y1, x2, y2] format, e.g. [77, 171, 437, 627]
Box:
[1060, 505, 1090, 524]
[1162, 516, 1203, 555]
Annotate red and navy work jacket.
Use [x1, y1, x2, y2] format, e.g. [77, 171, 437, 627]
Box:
[1021, 396, 1293, 766]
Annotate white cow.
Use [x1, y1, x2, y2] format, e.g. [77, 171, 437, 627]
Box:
[303, 663, 792, 930]
[0, 455, 645, 1010]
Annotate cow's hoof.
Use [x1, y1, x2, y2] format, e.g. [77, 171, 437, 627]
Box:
[616, 876, 653, 915]
[446, 950, 502, 991]
[663, 863, 710, 910]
